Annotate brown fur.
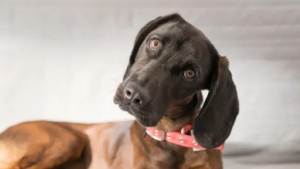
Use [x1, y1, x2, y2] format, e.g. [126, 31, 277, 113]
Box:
[0, 120, 222, 169]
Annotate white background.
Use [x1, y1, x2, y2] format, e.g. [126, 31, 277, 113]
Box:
[0, 0, 299, 147]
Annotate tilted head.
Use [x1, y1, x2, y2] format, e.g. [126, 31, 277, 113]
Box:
[114, 14, 239, 148]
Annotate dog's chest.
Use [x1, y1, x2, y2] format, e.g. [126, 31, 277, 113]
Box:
[131, 144, 209, 169]
[84, 122, 217, 169]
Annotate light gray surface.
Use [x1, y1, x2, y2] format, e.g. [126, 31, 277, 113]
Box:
[0, 0, 300, 167]
[222, 142, 300, 168]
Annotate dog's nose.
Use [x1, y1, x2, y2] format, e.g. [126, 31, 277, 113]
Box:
[124, 84, 148, 106]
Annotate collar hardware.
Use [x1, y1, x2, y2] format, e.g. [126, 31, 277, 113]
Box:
[146, 129, 165, 141]
[146, 125, 224, 151]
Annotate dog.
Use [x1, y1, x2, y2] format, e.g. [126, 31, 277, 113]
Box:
[0, 13, 239, 169]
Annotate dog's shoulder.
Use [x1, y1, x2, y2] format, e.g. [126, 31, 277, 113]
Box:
[83, 120, 135, 168]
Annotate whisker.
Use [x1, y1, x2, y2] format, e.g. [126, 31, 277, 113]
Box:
[106, 79, 121, 88]
[106, 89, 117, 94]
[108, 77, 121, 82]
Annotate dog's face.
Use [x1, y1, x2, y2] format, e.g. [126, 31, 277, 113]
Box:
[115, 21, 211, 125]
[114, 14, 239, 148]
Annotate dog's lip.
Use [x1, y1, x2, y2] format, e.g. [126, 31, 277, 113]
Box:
[118, 104, 129, 111]
[116, 103, 159, 127]
[113, 94, 121, 105]
[128, 106, 144, 117]
[133, 112, 159, 127]
[114, 94, 156, 121]
[114, 95, 132, 113]
[131, 110, 145, 118]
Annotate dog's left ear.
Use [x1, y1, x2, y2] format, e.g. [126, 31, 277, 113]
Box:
[123, 13, 183, 80]
[193, 56, 239, 149]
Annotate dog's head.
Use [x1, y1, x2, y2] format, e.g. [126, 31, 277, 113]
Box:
[114, 14, 239, 148]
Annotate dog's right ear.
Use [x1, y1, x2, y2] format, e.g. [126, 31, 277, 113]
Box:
[122, 13, 183, 80]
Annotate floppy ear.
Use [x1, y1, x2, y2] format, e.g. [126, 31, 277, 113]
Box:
[193, 56, 239, 148]
[122, 13, 183, 80]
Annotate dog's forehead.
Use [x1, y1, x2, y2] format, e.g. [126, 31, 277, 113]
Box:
[148, 21, 209, 61]
[151, 22, 182, 35]
[148, 21, 186, 39]
[149, 20, 207, 42]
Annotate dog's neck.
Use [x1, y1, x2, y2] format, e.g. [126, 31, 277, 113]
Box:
[154, 94, 201, 132]
[132, 94, 201, 153]
[154, 111, 195, 132]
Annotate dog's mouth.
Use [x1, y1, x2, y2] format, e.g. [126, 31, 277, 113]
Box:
[117, 104, 131, 113]
[130, 108, 159, 127]
[114, 94, 130, 111]
[114, 94, 160, 126]
[123, 104, 159, 126]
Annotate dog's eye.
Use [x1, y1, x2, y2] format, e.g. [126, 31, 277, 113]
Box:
[149, 39, 161, 50]
[184, 69, 196, 78]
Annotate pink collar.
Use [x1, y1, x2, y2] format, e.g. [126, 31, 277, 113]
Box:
[146, 125, 224, 151]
